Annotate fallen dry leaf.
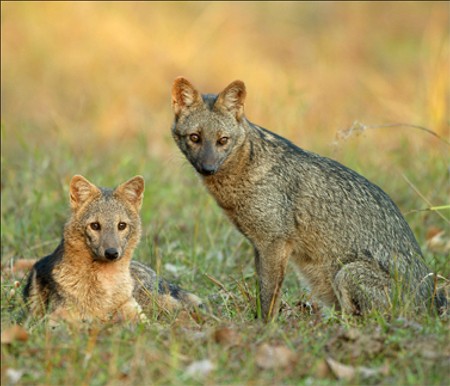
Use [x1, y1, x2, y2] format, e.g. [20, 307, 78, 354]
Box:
[1, 325, 29, 344]
[326, 357, 389, 381]
[213, 326, 242, 347]
[255, 343, 297, 370]
[344, 327, 361, 341]
[1, 259, 37, 280]
[425, 227, 450, 254]
[6, 368, 24, 384]
[12, 259, 36, 273]
[326, 327, 384, 361]
[185, 359, 215, 378]
[426, 226, 443, 241]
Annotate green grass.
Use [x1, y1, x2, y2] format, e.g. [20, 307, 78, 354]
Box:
[1, 130, 449, 386]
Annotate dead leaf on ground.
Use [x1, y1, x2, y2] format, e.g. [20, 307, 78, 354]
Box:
[2, 259, 37, 279]
[13, 259, 36, 273]
[255, 343, 297, 370]
[326, 327, 384, 360]
[5, 368, 24, 384]
[213, 326, 242, 347]
[1, 325, 29, 344]
[326, 357, 389, 381]
[426, 227, 450, 254]
[185, 359, 215, 378]
[426, 226, 443, 240]
[402, 335, 450, 361]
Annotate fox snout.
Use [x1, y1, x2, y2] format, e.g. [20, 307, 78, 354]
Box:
[195, 141, 222, 176]
[198, 163, 218, 176]
[104, 248, 120, 261]
[97, 244, 123, 262]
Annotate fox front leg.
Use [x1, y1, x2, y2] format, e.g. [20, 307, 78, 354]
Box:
[115, 297, 149, 324]
[254, 241, 291, 322]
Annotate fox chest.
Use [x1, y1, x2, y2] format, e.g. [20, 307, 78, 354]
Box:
[54, 266, 133, 317]
[206, 180, 292, 243]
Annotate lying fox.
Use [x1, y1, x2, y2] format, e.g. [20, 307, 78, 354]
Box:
[23, 175, 202, 324]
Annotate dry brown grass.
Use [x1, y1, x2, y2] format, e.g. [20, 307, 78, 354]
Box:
[2, 2, 448, 158]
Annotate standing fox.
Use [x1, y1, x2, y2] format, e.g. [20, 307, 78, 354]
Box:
[171, 77, 446, 321]
[23, 175, 202, 324]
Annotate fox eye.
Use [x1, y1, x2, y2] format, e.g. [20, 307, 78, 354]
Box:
[118, 222, 127, 231]
[217, 137, 229, 146]
[90, 222, 101, 231]
[189, 133, 201, 143]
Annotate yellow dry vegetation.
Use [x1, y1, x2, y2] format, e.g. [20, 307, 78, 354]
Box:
[1, 2, 448, 156]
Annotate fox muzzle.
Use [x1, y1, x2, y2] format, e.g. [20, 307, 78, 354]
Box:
[104, 248, 120, 261]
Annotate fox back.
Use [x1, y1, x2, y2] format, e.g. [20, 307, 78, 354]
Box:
[171, 77, 445, 320]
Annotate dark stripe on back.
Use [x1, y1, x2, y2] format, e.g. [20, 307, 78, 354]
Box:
[158, 278, 182, 299]
[23, 240, 64, 307]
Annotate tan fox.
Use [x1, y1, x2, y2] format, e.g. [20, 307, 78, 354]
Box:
[23, 175, 202, 324]
[171, 77, 447, 321]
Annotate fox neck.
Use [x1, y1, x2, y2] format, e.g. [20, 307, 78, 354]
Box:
[201, 122, 256, 209]
[58, 234, 135, 311]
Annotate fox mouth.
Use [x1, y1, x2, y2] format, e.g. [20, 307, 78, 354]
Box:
[198, 168, 217, 176]
[195, 163, 219, 176]
[93, 248, 122, 262]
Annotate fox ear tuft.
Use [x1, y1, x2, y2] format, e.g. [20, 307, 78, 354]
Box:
[172, 77, 202, 116]
[215, 80, 246, 121]
[116, 176, 145, 211]
[69, 175, 100, 210]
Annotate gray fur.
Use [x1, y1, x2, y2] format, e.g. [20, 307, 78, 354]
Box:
[171, 77, 446, 320]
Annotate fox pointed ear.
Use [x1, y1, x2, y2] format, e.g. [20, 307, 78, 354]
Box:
[69, 175, 100, 210]
[215, 80, 246, 121]
[115, 176, 145, 211]
[172, 77, 203, 116]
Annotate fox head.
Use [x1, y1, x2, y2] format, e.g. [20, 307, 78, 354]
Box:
[171, 77, 248, 176]
[65, 175, 145, 263]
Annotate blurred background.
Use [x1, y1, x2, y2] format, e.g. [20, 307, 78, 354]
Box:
[2, 2, 448, 154]
[1, 2, 449, 258]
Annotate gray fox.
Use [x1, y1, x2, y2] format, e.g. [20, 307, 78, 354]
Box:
[171, 77, 446, 321]
[23, 175, 202, 324]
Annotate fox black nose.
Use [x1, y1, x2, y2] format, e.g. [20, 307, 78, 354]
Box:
[199, 165, 217, 176]
[104, 248, 119, 261]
